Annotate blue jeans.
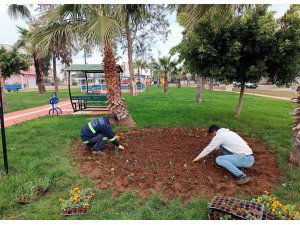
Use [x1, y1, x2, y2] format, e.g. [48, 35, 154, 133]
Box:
[216, 145, 254, 177]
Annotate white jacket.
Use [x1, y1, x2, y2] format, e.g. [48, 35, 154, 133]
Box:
[197, 128, 253, 159]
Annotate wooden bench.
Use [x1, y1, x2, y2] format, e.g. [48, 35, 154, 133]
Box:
[71, 94, 109, 111]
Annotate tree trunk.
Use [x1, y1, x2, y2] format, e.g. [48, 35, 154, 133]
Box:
[52, 53, 58, 93]
[126, 24, 136, 97]
[195, 75, 203, 104]
[202, 77, 206, 90]
[164, 74, 168, 94]
[290, 90, 300, 166]
[103, 40, 136, 127]
[0, 76, 7, 110]
[177, 77, 181, 88]
[158, 76, 161, 87]
[33, 51, 46, 95]
[291, 136, 300, 166]
[209, 77, 213, 91]
[235, 82, 245, 118]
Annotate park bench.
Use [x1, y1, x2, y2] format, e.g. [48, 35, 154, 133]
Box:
[71, 94, 109, 111]
[5, 84, 22, 92]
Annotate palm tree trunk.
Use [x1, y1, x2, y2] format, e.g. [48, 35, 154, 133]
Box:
[52, 53, 58, 93]
[195, 75, 203, 103]
[33, 51, 46, 95]
[126, 25, 136, 97]
[103, 40, 136, 127]
[235, 82, 245, 118]
[209, 77, 213, 91]
[164, 74, 168, 94]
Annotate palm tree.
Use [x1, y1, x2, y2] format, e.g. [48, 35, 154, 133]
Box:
[7, 4, 32, 20]
[15, 26, 47, 95]
[170, 60, 183, 88]
[152, 56, 175, 94]
[134, 59, 147, 86]
[8, 4, 50, 95]
[35, 4, 135, 126]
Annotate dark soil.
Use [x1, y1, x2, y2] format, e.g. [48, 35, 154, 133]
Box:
[71, 127, 283, 202]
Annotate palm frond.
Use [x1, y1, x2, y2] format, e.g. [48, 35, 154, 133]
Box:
[7, 4, 31, 20]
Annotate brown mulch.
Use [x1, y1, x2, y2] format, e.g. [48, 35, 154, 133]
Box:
[71, 127, 283, 202]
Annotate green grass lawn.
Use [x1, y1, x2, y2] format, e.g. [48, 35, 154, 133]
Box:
[0, 87, 299, 219]
[4, 87, 81, 113]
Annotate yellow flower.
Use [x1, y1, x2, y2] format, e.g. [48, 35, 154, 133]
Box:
[263, 191, 269, 195]
[272, 209, 276, 212]
[59, 198, 64, 203]
[73, 187, 80, 192]
[83, 203, 89, 208]
[257, 197, 263, 203]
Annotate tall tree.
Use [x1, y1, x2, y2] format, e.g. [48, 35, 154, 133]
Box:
[36, 4, 135, 126]
[8, 4, 50, 95]
[15, 26, 48, 95]
[272, 5, 300, 166]
[115, 4, 171, 96]
[221, 5, 277, 118]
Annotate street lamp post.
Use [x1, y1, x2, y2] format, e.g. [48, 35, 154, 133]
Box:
[0, 69, 8, 175]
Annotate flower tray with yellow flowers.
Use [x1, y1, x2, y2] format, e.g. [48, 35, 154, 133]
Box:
[208, 196, 264, 220]
[253, 191, 300, 220]
[59, 187, 95, 216]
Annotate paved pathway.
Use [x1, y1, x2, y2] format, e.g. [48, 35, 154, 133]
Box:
[4, 100, 73, 127]
[4, 100, 108, 127]
[214, 88, 292, 101]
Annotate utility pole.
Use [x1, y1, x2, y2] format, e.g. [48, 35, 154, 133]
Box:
[0, 68, 8, 175]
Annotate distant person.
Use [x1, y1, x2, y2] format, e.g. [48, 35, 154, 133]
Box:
[80, 113, 125, 155]
[193, 124, 254, 185]
[153, 80, 157, 86]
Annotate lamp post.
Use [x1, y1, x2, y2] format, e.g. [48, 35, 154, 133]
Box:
[0, 68, 8, 175]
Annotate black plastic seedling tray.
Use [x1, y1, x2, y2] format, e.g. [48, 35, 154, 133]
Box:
[208, 196, 264, 220]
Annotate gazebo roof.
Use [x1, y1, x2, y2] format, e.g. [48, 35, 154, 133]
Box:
[64, 64, 123, 73]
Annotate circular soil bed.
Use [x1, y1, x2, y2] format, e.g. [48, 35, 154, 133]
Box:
[71, 127, 283, 202]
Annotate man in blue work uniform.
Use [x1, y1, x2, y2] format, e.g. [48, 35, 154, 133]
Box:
[80, 113, 125, 155]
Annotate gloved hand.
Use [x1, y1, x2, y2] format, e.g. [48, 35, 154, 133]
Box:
[118, 145, 125, 151]
[193, 156, 201, 163]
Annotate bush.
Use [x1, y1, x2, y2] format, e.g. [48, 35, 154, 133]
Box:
[72, 81, 78, 86]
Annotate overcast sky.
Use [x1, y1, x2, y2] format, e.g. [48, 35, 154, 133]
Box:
[0, 4, 291, 71]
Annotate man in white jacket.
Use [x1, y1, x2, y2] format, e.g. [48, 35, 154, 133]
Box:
[193, 124, 254, 185]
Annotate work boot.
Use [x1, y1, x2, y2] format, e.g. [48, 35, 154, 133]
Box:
[236, 175, 250, 185]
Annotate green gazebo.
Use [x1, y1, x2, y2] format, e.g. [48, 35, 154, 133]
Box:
[64, 64, 123, 112]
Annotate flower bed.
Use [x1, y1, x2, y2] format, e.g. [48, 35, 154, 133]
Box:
[253, 191, 300, 220]
[60, 188, 95, 216]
